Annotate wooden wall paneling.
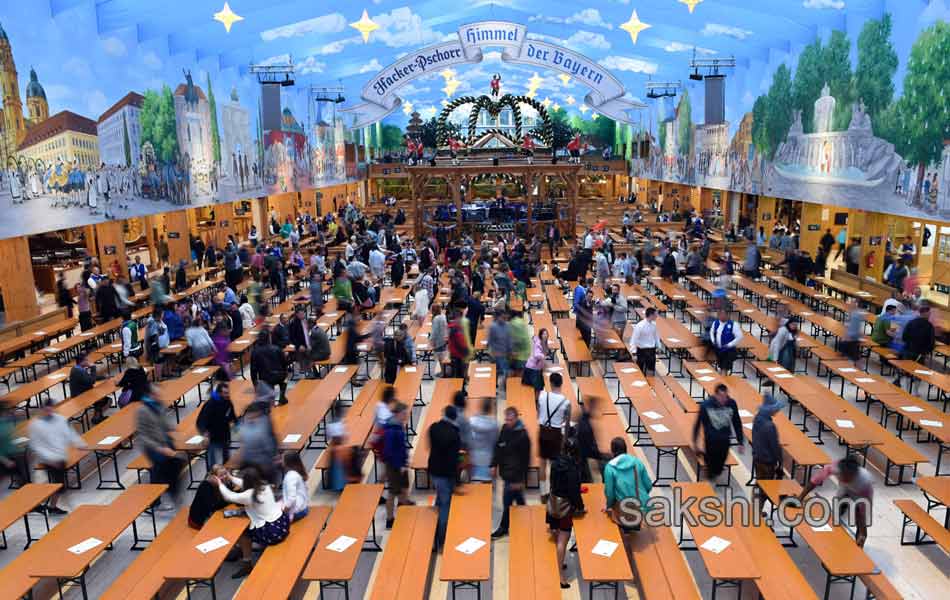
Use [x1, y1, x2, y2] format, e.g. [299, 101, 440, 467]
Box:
[163, 210, 192, 266]
[0, 237, 40, 322]
[214, 202, 236, 248]
[94, 221, 128, 280]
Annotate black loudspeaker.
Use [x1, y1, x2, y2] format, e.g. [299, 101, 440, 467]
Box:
[551, 156, 558, 164]
[261, 83, 282, 132]
[492, 157, 499, 166]
[704, 75, 725, 125]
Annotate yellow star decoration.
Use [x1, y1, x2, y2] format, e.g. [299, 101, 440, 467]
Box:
[422, 106, 438, 119]
[213, 2, 244, 33]
[620, 10, 651, 44]
[528, 73, 544, 90]
[350, 9, 380, 43]
[442, 78, 461, 97]
[679, 0, 703, 14]
[541, 97, 551, 108]
[591, 113, 599, 120]
[558, 74, 571, 86]
[440, 69, 457, 81]
[402, 101, 414, 115]
[526, 89, 537, 99]
[565, 95, 576, 106]
[552, 102, 561, 111]
[579, 104, 589, 114]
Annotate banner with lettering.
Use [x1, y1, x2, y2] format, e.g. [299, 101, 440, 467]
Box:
[343, 20, 644, 128]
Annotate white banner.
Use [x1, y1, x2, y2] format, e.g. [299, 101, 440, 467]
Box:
[343, 20, 644, 128]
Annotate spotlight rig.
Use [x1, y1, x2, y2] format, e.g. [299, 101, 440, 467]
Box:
[688, 50, 736, 81]
[645, 81, 681, 100]
[249, 60, 296, 87]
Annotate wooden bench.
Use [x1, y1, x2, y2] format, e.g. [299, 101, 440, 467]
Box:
[234, 506, 332, 600]
[0, 483, 60, 550]
[439, 482, 492, 599]
[571, 483, 634, 599]
[859, 572, 904, 600]
[894, 499, 950, 552]
[368, 506, 438, 600]
[302, 484, 385, 598]
[410, 378, 464, 488]
[508, 505, 561, 599]
[100, 510, 193, 600]
[630, 523, 702, 600]
[314, 379, 382, 487]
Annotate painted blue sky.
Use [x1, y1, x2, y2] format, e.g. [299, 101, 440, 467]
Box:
[2, 1, 947, 139]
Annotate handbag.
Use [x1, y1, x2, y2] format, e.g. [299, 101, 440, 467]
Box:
[117, 388, 133, 408]
[547, 494, 573, 519]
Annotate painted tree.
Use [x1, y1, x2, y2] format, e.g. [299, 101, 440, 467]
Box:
[791, 40, 824, 134]
[677, 89, 691, 156]
[751, 95, 768, 156]
[823, 30, 854, 131]
[547, 107, 575, 152]
[140, 85, 179, 164]
[206, 73, 222, 165]
[887, 21, 950, 206]
[380, 123, 405, 151]
[854, 13, 898, 125]
[122, 112, 131, 167]
[765, 65, 794, 160]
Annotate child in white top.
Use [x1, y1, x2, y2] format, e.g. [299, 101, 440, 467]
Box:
[281, 452, 310, 521]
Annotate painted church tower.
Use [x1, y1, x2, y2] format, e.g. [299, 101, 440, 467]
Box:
[0, 21, 27, 159]
[25, 68, 48, 123]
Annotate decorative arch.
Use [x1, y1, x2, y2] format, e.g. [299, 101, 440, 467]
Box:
[436, 94, 553, 147]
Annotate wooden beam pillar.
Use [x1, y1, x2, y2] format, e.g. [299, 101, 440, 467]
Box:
[0, 237, 40, 322]
[94, 220, 128, 280]
[164, 209, 192, 266]
[215, 202, 236, 248]
[858, 211, 888, 283]
[799, 203, 825, 257]
[251, 196, 267, 234]
[144, 216, 159, 268]
[756, 197, 777, 244]
[450, 175, 462, 231]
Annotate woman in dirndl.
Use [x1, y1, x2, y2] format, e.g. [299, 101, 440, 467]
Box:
[213, 466, 291, 579]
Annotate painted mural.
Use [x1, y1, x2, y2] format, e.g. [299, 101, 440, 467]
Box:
[0, 3, 354, 240]
[633, 6, 950, 220]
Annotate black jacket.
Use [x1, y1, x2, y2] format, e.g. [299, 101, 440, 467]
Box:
[95, 284, 120, 321]
[188, 480, 228, 528]
[289, 318, 309, 349]
[69, 365, 96, 397]
[550, 455, 585, 511]
[576, 413, 599, 462]
[342, 318, 368, 365]
[272, 323, 291, 348]
[117, 366, 149, 403]
[903, 316, 936, 357]
[427, 418, 461, 478]
[196, 391, 236, 445]
[250, 343, 288, 385]
[492, 420, 531, 482]
[228, 308, 244, 340]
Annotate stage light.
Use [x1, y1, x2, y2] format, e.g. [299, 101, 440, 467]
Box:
[689, 69, 703, 81]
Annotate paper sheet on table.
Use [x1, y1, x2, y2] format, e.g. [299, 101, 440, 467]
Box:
[193, 367, 211, 374]
[455, 537, 486, 555]
[738, 409, 753, 418]
[742, 423, 753, 430]
[835, 419, 855, 429]
[475, 367, 492, 372]
[649, 424, 670, 433]
[811, 524, 833, 533]
[855, 377, 875, 383]
[69, 537, 103, 555]
[775, 373, 793, 379]
[196, 536, 229, 554]
[417, 343, 429, 349]
[475, 373, 491, 379]
[699, 536, 731, 554]
[641, 411, 663, 420]
[900, 406, 924, 413]
[621, 367, 638, 373]
[698, 376, 715, 382]
[838, 367, 857, 373]
[97, 436, 121, 446]
[48, 373, 66, 380]
[667, 337, 681, 343]
[283, 434, 302, 443]
[915, 370, 934, 376]
[404, 366, 417, 373]
[326, 535, 358, 553]
[920, 419, 944, 428]
[334, 366, 349, 373]
[607, 338, 619, 344]
[546, 366, 563, 372]
[13, 436, 28, 445]
[186, 435, 205, 445]
[591, 539, 618, 557]
[631, 380, 647, 388]
[696, 368, 714, 374]
[766, 367, 784, 373]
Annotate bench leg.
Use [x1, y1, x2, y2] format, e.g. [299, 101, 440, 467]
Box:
[711, 578, 742, 600]
[186, 578, 216, 600]
[822, 571, 857, 600]
[589, 580, 619, 600]
[319, 580, 350, 600]
[57, 567, 90, 600]
[94, 450, 126, 490]
[450, 581, 479, 600]
[652, 446, 679, 487]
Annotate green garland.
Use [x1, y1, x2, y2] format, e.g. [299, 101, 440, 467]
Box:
[436, 94, 554, 147]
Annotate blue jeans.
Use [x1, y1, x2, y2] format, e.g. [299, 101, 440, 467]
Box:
[431, 475, 456, 548]
[497, 481, 525, 532]
[205, 441, 230, 471]
[494, 356, 509, 379]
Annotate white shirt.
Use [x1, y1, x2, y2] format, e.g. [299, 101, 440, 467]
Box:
[538, 391, 569, 429]
[375, 401, 393, 426]
[584, 233, 594, 249]
[630, 318, 659, 349]
[281, 470, 309, 515]
[413, 288, 430, 317]
[28, 414, 84, 465]
[239, 303, 256, 329]
[218, 478, 283, 529]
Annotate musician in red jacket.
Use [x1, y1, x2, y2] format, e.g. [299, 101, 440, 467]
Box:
[567, 135, 581, 163]
[521, 134, 535, 165]
[448, 137, 463, 165]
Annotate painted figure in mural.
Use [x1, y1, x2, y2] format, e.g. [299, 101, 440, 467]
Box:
[567, 134, 582, 164]
[522, 134, 535, 165]
[490, 73, 501, 97]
